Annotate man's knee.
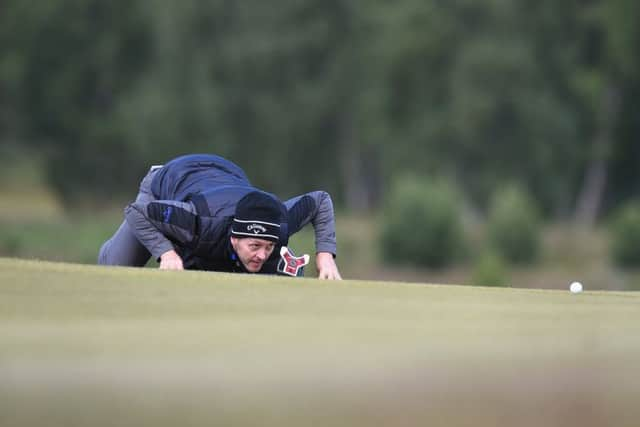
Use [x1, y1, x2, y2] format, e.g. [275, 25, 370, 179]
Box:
[97, 240, 112, 265]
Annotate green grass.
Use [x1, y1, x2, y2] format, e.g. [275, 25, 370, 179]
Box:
[1, 258, 639, 427]
[3, 182, 640, 290]
[0, 214, 122, 264]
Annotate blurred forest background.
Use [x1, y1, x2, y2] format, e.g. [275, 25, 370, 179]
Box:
[1, 0, 640, 289]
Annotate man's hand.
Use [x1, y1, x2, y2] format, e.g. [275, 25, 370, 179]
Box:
[316, 252, 342, 280]
[159, 249, 184, 270]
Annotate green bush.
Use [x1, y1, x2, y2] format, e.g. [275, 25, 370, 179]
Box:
[610, 202, 640, 268]
[470, 251, 509, 287]
[379, 176, 463, 269]
[0, 231, 22, 256]
[486, 185, 541, 265]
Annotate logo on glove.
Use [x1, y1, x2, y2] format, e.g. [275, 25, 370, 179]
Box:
[277, 246, 310, 277]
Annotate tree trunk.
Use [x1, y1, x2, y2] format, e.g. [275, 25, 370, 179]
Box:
[339, 111, 378, 212]
[574, 84, 621, 227]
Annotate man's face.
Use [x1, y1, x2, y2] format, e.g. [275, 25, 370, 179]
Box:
[230, 236, 276, 273]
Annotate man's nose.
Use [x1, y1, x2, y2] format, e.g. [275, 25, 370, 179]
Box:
[256, 249, 268, 261]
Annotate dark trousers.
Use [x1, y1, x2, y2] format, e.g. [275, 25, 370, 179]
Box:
[97, 166, 161, 266]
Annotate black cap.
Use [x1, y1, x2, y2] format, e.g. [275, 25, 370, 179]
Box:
[231, 192, 282, 242]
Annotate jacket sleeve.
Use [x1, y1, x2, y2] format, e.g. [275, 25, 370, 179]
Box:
[124, 200, 199, 260]
[283, 191, 337, 256]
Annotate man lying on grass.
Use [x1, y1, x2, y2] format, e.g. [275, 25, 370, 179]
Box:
[98, 154, 341, 279]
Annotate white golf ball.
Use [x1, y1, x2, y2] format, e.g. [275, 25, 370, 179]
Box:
[569, 281, 583, 293]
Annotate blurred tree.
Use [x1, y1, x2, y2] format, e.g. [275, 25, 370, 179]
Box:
[379, 175, 464, 269]
[609, 201, 640, 268]
[2, 0, 639, 220]
[486, 184, 541, 265]
[3, 0, 151, 204]
[120, 0, 379, 210]
[0, 2, 24, 139]
[600, 0, 640, 217]
[371, 0, 462, 188]
[373, 0, 581, 216]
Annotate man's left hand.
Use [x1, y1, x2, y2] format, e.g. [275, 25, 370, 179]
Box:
[316, 252, 342, 280]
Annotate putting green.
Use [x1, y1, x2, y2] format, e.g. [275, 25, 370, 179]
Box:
[1, 258, 639, 427]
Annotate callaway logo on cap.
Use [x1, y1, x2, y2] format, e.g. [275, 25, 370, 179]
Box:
[247, 223, 267, 233]
[232, 219, 280, 240]
[231, 191, 284, 242]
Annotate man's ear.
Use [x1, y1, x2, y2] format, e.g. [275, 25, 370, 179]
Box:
[230, 236, 238, 250]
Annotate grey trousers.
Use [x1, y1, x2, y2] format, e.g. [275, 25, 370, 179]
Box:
[98, 166, 161, 266]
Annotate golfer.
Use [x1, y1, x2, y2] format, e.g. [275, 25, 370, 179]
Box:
[98, 154, 342, 279]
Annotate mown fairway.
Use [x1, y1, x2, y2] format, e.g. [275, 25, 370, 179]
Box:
[1, 257, 639, 427]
